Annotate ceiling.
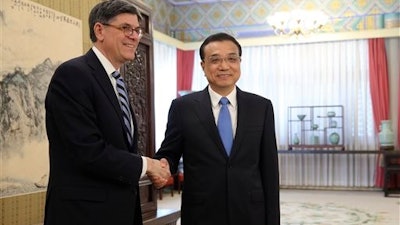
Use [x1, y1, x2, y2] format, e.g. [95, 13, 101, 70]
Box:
[166, 0, 238, 6]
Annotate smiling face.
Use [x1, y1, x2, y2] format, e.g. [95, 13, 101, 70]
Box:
[93, 13, 141, 69]
[201, 40, 241, 96]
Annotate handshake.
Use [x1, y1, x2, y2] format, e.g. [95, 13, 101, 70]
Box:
[145, 158, 172, 189]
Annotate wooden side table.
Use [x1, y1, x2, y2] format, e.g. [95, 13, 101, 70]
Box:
[382, 147, 400, 197]
[380, 145, 395, 151]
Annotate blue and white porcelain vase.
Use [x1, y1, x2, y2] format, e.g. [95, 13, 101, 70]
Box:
[379, 120, 394, 146]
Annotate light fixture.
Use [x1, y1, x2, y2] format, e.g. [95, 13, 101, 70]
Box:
[267, 9, 328, 36]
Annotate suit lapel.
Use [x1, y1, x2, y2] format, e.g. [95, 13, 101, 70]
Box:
[86, 50, 122, 117]
[194, 88, 230, 157]
[230, 88, 248, 158]
[85, 50, 129, 146]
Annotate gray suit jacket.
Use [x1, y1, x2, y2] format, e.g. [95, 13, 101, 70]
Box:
[44, 49, 143, 225]
[155, 87, 280, 225]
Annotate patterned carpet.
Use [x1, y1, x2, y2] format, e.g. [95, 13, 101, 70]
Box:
[281, 201, 385, 225]
[158, 189, 399, 225]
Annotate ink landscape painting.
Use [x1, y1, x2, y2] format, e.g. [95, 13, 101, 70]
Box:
[0, 0, 82, 196]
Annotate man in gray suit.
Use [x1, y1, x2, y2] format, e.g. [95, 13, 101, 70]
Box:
[155, 32, 280, 225]
[44, 1, 169, 225]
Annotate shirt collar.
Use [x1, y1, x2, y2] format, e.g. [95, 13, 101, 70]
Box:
[208, 86, 237, 108]
[92, 46, 118, 76]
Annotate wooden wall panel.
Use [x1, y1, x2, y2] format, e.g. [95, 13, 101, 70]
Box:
[0, 191, 46, 225]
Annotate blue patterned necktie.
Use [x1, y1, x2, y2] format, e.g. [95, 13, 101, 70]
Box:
[112, 71, 133, 146]
[217, 97, 233, 155]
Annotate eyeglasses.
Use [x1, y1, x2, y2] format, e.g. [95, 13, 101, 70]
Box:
[205, 55, 241, 65]
[103, 23, 143, 38]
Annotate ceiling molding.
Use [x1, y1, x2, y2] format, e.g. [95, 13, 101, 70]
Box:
[154, 28, 400, 50]
[166, 0, 237, 6]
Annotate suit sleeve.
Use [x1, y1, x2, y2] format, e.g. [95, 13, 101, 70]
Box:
[46, 62, 143, 186]
[260, 100, 280, 225]
[153, 98, 184, 174]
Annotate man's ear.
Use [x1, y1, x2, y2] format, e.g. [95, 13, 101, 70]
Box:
[200, 61, 205, 71]
[94, 22, 105, 42]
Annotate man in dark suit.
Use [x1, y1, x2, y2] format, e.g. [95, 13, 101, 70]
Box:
[44, 1, 170, 225]
[154, 32, 280, 225]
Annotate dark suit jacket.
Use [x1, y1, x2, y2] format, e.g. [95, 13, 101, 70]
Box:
[155, 87, 280, 225]
[44, 49, 143, 225]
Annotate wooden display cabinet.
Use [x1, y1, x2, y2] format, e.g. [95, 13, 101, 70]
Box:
[123, 1, 180, 224]
[288, 105, 345, 150]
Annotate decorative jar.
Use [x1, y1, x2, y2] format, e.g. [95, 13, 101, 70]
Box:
[379, 120, 394, 146]
[329, 132, 340, 145]
[327, 111, 336, 117]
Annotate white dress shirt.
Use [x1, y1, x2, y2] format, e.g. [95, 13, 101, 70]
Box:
[208, 86, 237, 137]
[92, 46, 147, 178]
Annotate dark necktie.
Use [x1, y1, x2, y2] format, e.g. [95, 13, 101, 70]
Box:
[112, 71, 133, 145]
[217, 97, 233, 155]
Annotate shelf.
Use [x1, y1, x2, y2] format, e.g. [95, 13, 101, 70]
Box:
[288, 105, 344, 150]
[289, 144, 345, 151]
[317, 116, 343, 118]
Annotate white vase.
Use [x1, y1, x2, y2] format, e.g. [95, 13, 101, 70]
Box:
[379, 120, 394, 146]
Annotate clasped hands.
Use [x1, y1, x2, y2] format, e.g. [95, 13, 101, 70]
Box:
[146, 158, 171, 189]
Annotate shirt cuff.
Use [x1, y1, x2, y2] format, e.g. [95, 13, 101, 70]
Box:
[140, 156, 147, 178]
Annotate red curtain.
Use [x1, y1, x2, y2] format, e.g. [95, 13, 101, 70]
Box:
[177, 49, 195, 96]
[368, 38, 390, 187]
[398, 73, 400, 148]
